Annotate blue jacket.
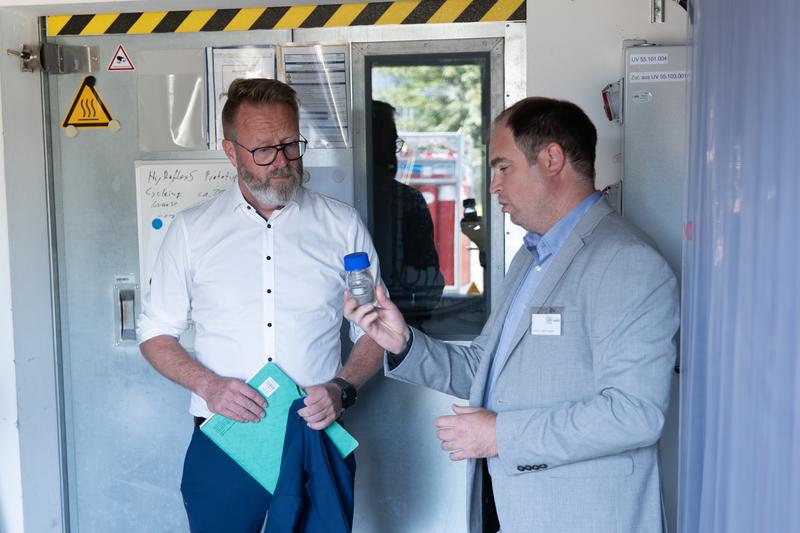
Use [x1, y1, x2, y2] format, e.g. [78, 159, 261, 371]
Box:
[265, 398, 356, 533]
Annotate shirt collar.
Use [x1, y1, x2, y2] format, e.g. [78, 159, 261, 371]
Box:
[227, 177, 306, 215]
[523, 191, 602, 265]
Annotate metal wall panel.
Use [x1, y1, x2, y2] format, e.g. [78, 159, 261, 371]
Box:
[622, 43, 689, 533]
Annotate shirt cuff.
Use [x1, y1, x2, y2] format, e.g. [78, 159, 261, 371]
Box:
[386, 328, 413, 370]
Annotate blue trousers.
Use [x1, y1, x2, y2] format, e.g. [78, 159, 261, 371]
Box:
[181, 426, 272, 533]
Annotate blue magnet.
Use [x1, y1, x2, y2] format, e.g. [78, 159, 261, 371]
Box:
[152, 218, 163, 230]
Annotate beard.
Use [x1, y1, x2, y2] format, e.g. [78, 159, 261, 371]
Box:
[237, 158, 303, 206]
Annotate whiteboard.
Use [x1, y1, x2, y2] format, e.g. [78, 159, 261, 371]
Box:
[135, 160, 236, 285]
[135, 157, 354, 285]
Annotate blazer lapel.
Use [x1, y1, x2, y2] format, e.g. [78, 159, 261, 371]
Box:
[493, 199, 614, 377]
[470, 245, 532, 406]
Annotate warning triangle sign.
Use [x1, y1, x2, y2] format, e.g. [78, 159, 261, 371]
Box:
[62, 76, 113, 128]
[107, 44, 134, 71]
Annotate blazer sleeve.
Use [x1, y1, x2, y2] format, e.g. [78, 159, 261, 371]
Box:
[494, 240, 679, 474]
[385, 327, 488, 400]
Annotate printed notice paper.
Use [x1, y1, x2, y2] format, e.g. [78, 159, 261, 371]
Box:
[200, 362, 358, 493]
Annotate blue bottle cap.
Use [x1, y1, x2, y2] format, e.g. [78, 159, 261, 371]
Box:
[344, 252, 370, 271]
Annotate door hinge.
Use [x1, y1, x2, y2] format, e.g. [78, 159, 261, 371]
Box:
[6, 43, 99, 73]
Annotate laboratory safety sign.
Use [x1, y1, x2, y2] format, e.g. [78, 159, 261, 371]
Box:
[62, 76, 118, 135]
[47, 0, 526, 36]
[107, 44, 135, 71]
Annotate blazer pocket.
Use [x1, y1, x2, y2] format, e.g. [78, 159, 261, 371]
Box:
[548, 453, 634, 478]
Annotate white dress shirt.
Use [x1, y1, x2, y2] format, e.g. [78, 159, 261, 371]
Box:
[138, 181, 380, 417]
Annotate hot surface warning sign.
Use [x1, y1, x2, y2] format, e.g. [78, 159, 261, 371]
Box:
[62, 76, 113, 128]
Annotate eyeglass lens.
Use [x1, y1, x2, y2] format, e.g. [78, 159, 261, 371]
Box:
[253, 140, 306, 166]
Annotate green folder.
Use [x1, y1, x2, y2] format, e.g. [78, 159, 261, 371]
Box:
[199, 362, 359, 493]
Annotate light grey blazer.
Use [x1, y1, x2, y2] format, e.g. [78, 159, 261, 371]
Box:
[387, 199, 679, 533]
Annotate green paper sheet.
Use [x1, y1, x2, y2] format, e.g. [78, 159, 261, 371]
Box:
[200, 362, 358, 493]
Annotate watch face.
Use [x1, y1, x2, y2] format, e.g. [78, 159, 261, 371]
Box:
[332, 377, 356, 409]
[342, 387, 354, 409]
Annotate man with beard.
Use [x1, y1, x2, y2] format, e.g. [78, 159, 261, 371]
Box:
[138, 78, 384, 532]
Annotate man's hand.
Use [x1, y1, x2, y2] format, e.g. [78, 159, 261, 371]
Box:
[201, 376, 268, 423]
[343, 285, 410, 355]
[298, 382, 342, 430]
[435, 405, 498, 461]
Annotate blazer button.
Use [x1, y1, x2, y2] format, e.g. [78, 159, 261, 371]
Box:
[540, 464, 548, 469]
[532, 465, 540, 471]
[526, 465, 533, 471]
[517, 466, 525, 472]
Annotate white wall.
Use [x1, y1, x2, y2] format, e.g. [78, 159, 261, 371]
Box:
[0, 7, 64, 533]
[527, 0, 688, 188]
[0, 48, 25, 533]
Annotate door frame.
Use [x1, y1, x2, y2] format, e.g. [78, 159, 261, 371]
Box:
[352, 35, 511, 314]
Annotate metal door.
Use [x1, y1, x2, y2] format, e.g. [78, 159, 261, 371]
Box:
[48, 29, 294, 533]
[48, 22, 524, 533]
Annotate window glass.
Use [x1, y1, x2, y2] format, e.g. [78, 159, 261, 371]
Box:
[370, 62, 488, 338]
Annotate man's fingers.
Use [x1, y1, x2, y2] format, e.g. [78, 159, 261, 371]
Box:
[222, 404, 259, 423]
[449, 450, 466, 462]
[307, 415, 336, 431]
[440, 437, 460, 452]
[238, 384, 268, 409]
[451, 404, 480, 415]
[436, 427, 456, 441]
[435, 414, 456, 429]
[375, 284, 391, 307]
[302, 407, 333, 424]
[349, 300, 377, 323]
[233, 394, 266, 418]
[343, 290, 358, 316]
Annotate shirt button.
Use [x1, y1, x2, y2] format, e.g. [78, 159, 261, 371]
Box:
[267, 322, 272, 327]
[267, 224, 272, 229]
[266, 256, 271, 260]
[267, 289, 272, 294]
[268, 357, 273, 362]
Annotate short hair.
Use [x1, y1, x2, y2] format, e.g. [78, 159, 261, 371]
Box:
[221, 78, 300, 140]
[495, 97, 597, 182]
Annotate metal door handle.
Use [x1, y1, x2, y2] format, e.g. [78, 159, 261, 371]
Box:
[118, 288, 137, 342]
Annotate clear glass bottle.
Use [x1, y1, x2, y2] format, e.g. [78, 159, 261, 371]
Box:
[344, 252, 375, 306]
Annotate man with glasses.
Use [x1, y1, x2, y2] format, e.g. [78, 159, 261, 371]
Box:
[138, 78, 384, 531]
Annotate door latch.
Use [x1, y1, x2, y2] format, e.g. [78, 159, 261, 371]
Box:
[6, 43, 99, 74]
[6, 44, 39, 72]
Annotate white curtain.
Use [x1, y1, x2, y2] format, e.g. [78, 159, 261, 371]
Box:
[678, 1, 800, 532]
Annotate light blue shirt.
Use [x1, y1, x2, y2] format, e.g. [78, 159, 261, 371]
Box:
[483, 191, 602, 408]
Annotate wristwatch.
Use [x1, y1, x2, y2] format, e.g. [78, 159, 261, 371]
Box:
[330, 377, 357, 411]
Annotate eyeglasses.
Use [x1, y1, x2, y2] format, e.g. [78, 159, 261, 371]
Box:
[232, 135, 308, 166]
[395, 138, 405, 153]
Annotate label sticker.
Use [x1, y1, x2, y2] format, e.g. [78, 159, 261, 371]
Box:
[629, 52, 669, 65]
[107, 44, 135, 71]
[259, 377, 280, 397]
[632, 90, 654, 103]
[531, 313, 562, 336]
[630, 71, 690, 83]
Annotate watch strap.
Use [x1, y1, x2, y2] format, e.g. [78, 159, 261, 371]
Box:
[330, 377, 357, 410]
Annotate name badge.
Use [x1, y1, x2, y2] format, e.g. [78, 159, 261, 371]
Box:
[531, 313, 562, 336]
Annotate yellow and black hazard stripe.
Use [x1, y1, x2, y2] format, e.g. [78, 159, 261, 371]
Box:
[48, 0, 525, 36]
